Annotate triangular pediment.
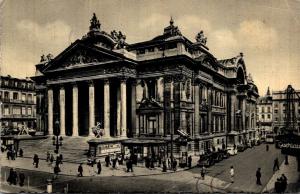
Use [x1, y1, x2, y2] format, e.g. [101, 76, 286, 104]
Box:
[43, 41, 124, 72]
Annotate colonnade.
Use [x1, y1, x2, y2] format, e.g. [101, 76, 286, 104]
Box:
[47, 79, 128, 137]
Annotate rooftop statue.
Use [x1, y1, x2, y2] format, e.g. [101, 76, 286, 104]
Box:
[40, 54, 47, 62]
[89, 13, 101, 31]
[111, 30, 127, 49]
[163, 17, 182, 37]
[195, 31, 207, 45]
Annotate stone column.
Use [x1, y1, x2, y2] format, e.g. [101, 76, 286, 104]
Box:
[88, 81, 95, 136]
[194, 83, 200, 136]
[163, 76, 172, 136]
[59, 86, 66, 136]
[117, 84, 121, 136]
[131, 80, 137, 137]
[47, 88, 53, 135]
[120, 78, 127, 137]
[72, 83, 79, 136]
[103, 79, 110, 138]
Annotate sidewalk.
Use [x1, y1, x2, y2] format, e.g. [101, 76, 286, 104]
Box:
[1, 154, 198, 178]
[263, 156, 300, 193]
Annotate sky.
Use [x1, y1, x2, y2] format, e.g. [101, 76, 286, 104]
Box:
[1, 0, 300, 95]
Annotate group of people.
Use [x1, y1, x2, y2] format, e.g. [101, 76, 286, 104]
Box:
[275, 174, 288, 193]
[104, 154, 124, 169]
[7, 168, 25, 187]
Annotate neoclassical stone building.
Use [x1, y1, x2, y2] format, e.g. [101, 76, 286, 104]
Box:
[32, 14, 259, 157]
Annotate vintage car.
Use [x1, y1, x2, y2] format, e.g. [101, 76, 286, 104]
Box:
[237, 144, 246, 152]
[197, 153, 214, 167]
[227, 147, 238, 156]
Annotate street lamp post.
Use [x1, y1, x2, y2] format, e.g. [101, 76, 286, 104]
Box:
[53, 119, 63, 154]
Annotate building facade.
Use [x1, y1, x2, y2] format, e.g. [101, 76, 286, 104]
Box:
[0, 75, 37, 131]
[257, 87, 273, 138]
[32, 14, 259, 157]
[272, 88, 300, 134]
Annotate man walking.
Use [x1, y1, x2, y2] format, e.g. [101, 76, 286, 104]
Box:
[105, 155, 110, 167]
[188, 155, 192, 168]
[201, 165, 206, 180]
[230, 166, 234, 183]
[256, 168, 262, 185]
[78, 163, 83, 177]
[281, 174, 287, 192]
[97, 160, 102, 174]
[19, 172, 25, 187]
[273, 158, 280, 172]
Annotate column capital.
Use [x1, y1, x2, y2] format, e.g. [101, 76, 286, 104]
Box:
[164, 75, 173, 83]
[71, 81, 78, 87]
[87, 80, 94, 86]
[59, 84, 65, 90]
[103, 79, 110, 85]
[120, 76, 128, 83]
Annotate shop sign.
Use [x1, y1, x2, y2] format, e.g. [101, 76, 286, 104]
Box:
[99, 143, 121, 154]
[281, 143, 300, 156]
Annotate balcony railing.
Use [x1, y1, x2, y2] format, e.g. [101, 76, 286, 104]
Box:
[1, 98, 35, 104]
[2, 114, 36, 119]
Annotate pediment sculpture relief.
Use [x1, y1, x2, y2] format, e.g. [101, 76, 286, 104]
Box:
[63, 50, 101, 68]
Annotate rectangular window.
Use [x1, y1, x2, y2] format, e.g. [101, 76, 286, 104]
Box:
[267, 107, 271, 113]
[262, 107, 265, 113]
[274, 110, 278, 114]
[267, 114, 271, 119]
[13, 92, 18, 100]
[13, 107, 21, 115]
[28, 94, 32, 102]
[262, 115, 265, 119]
[4, 106, 9, 115]
[22, 93, 26, 102]
[22, 107, 26, 115]
[27, 107, 32, 116]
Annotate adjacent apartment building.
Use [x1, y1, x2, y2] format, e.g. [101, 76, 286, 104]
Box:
[0, 75, 37, 131]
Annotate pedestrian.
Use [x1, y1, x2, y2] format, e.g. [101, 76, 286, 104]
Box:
[59, 153, 63, 164]
[97, 160, 102, 174]
[19, 172, 25, 187]
[46, 151, 50, 162]
[50, 154, 54, 164]
[158, 156, 162, 167]
[150, 157, 155, 169]
[33, 154, 39, 168]
[145, 157, 150, 168]
[273, 158, 280, 172]
[7, 168, 14, 185]
[275, 178, 282, 193]
[54, 165, 60, 179]
[113, 157, 118, 169]
[188, 155, 192, 168]
[281, 174, 287, 192]
[285, 155, 289, 165]
[7, 149, 11, 160]
[266, 144, 269, 151]
[12, 169, 17, 185]
[105, 155, 110, 167]
[129, 159, 134, 172]
[78, 163, 83, 177]
[11, 149, 16, 160]
[230, 166, 234, 183]
[256, 168, 262, 185]
[19, 148, 23, 157]
[201, 165, 206, 180]
[162, 160, 167, 172]
[172, 159, 177, 171]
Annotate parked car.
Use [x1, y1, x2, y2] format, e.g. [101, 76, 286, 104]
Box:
[237, 144, 246, 152]
[197, 153, 214, 167]
[212, 152, 223, 163]
[227, 147, 238, 156]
